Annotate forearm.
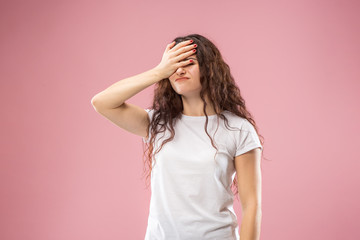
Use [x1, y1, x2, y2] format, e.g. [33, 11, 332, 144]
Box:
[239, 206, 262, 240]
[91, 68, 164, 110]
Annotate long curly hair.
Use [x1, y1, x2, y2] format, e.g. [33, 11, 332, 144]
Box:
[141, 33, 266, 200]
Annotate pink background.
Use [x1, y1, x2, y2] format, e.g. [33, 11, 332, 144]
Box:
[1, 0, 359, 239]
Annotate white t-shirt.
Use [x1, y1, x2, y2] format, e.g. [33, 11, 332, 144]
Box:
[142, 109, 263, 240]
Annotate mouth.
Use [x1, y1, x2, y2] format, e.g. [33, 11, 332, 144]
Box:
[176, 77, 189, 82]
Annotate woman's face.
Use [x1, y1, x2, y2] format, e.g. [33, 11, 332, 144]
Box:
[168, 54, 202, 97]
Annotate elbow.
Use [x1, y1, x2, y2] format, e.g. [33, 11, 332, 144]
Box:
[241, 198, 262, 212]
[91, 96, 102, 111]
[243, 203, 262, 213]
[91, 96, 98, 106]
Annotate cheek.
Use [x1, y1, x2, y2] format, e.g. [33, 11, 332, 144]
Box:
[191, 68, 200, 77]
[193, 65, 200, 73]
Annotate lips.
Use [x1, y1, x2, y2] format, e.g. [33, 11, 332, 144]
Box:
[176, 77, 189, 81]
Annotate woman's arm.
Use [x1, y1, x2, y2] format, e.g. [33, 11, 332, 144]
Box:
[91, 40, 195, 110]
[90, 40, 196, 138]
[234, 148, 262, 240]
[91, 68, 163, 110]
[90, 68, 163, 138]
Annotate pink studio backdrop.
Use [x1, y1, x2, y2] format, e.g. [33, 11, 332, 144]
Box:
[1, 0, 359, 239]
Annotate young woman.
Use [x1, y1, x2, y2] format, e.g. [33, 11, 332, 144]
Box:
[91, 33, 264, 240]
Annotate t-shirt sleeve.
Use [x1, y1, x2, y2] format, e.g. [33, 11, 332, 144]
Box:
[234, 119, 263, 157]
[142, 108, 154, 144]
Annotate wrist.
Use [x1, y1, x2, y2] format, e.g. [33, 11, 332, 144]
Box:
[152, 67, 166, 80]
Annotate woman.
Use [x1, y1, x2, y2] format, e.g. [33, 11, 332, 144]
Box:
[91, 33, 264, 240]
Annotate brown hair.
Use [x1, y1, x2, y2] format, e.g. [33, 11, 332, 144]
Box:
[142, 33, 266, 200]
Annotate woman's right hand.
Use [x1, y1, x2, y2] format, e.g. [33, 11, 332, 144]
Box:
[154, 39, 197, 80]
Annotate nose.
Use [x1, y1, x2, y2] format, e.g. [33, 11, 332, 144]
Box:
[176, 66, 186, 75]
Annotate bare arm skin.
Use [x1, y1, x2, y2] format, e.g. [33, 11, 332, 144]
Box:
[91, 68, 163, 138]
[234, 148, 262, 240]
[91, 68, 163, 110]
[90, 40, 197, 138]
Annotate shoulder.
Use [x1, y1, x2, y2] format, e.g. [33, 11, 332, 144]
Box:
[220, 111, 258, 136]
[221, 110, 247, 128]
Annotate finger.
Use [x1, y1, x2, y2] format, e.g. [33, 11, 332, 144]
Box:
[174, 48, 196, 62]
[173, 43, 196, 57]
[176, 58, 194, 69]
[184, 58, 194, 65]
[169, 39, 193, 53]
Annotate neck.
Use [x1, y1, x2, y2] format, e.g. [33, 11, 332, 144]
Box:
[181, 94, 217, 116]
